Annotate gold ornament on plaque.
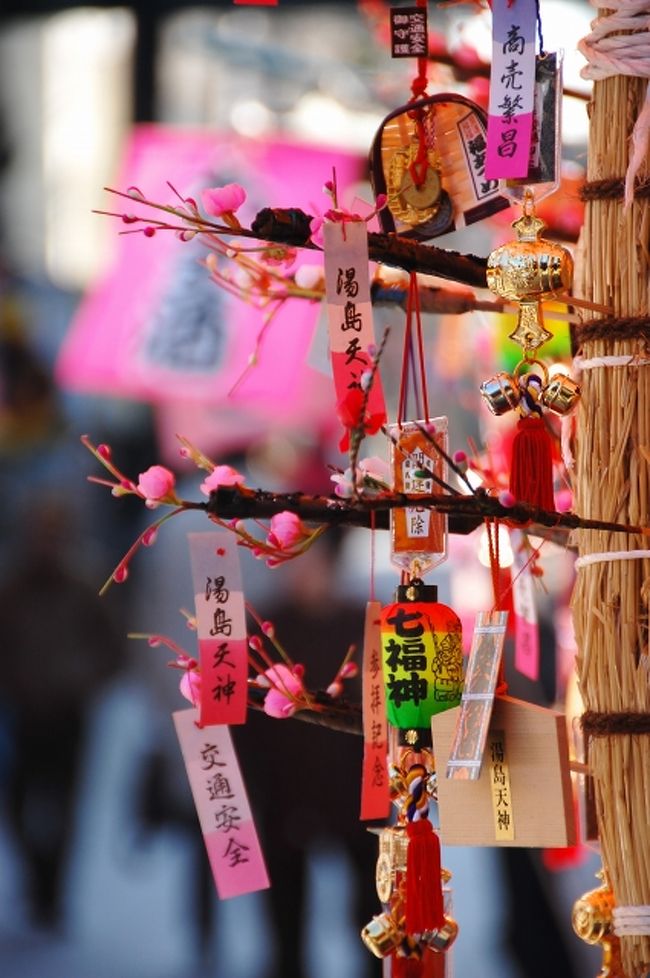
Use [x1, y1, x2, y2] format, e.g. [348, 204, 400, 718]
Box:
[387, 138, 442, 228]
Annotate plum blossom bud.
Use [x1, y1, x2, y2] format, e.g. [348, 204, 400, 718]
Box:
[201, 183, 246, 217]
[137, 465, 176, 502]
[200, 465, 245, 497]
[263, 664, 305, 719]
[498, 490, 516, 508]
[338, 662, 358, 679]
[267, 511, 309, 550]
[294, 264, 323, 290]
[142, 526, 158, 547]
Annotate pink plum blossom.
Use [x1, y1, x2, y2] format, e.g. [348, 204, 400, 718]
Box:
[331, 456, 390, 498]
[201, 183, 246, 218]
[137, 465, 176, 503]
[263, 664, 305, 718]
[267, 511, 309, 550]
[294, 264, 323, 290]
[200, 465, 245, 497]
[180, 668, 201, 706]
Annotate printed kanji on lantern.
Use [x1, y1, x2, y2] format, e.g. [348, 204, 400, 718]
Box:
[380, 581, 463, 731]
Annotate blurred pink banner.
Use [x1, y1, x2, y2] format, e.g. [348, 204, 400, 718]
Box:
[56, 125, 364, 436]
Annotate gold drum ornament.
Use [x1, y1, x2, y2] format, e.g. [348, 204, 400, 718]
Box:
[361, 913, 404, 958]
[486, 204, 573, 354]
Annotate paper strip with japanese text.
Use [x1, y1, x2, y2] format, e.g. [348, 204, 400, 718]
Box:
[485, 0, 537, 180]
[360, 601, 390, 820]
[174, 708, 269, 898]
[189, 532, 248, 726]
[511, 529, 540, 682]
[323, 220, 387, 424]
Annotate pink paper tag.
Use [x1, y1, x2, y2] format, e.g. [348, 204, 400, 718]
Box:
[485, 0, 537, 180]
[173, 708, 269, 898]
[360, 602, 390, 820]
[511, 530, 540, 681]
[323, 220, 387, 426]
[189, 532, 248, 726]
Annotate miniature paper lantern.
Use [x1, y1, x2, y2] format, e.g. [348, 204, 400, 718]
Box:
[380, 583, 463, 730]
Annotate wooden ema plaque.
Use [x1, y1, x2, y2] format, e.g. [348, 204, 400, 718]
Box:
[431, 695, 576, 847]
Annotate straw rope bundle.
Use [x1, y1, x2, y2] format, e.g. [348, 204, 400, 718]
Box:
[573, 67, 650, 977]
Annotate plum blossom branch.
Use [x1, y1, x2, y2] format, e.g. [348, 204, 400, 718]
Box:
[83, 434, 329, 591]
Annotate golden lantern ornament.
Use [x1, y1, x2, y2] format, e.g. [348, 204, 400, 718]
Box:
[481, 190, 579, 511]
[486, 190, 573, 354]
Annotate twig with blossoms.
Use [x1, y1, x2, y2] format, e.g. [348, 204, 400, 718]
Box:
[130, 610, 362, 733]
[82, 434, 329, 591]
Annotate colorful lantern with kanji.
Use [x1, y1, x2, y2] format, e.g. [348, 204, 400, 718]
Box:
[380, 581, 463, 730]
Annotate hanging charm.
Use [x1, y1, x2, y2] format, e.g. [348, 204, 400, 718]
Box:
[380, 579, 463, 733]
[388, 418, 449, 575]
[486, 195, 573, 353]
[480, 191, 579, 510]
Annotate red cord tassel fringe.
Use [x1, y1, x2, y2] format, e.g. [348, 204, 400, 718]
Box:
[405, 819, 445, 935]
[509, 416, 555, 511]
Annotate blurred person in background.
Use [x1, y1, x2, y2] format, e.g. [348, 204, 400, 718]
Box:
[0, 496, 126, 930]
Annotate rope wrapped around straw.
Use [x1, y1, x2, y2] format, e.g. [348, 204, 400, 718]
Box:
[572, 49, 650, 976]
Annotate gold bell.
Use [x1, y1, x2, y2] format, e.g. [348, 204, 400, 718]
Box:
[375, 827, 409, 903]
[479, 371, 520, 416]
[487, 193, 573, 354]
[541, 372, 581, 416]
[361, 913, 404, 958]
[422, 915, 459, 952]
[572, 882, 614, 944]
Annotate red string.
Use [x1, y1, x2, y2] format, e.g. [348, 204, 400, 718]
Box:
[412, 274, 430, 422]
[397, 309, 411, 426]
[398, 273, 430, 425]
[410, 0, 429, 101]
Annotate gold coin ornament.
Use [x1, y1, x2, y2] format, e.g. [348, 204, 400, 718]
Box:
[369, 93, 509, 241]
[387, 138, 442, 227]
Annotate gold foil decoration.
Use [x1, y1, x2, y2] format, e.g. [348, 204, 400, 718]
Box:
[446, 611, 508, 780]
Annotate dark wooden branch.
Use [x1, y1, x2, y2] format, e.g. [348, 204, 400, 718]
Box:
[248, 686, 362, 735]
[251, 208, 488, 288]
[205, 485, 647, 541]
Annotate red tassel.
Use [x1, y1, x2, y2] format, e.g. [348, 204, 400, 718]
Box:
[405, 819, 445, 935]
[391, 953, 424, 978]
[509, 416, 555, 510]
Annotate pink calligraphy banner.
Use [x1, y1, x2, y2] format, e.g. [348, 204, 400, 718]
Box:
[173, 708, 269, 898]
[189, 532, 248, 726]
[360, 601, 390, 820]
[56, 125, 364, 422]
[323, 221, 387, 429]
[511, 529, 540, 681]
[485, 0, 537, 180]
